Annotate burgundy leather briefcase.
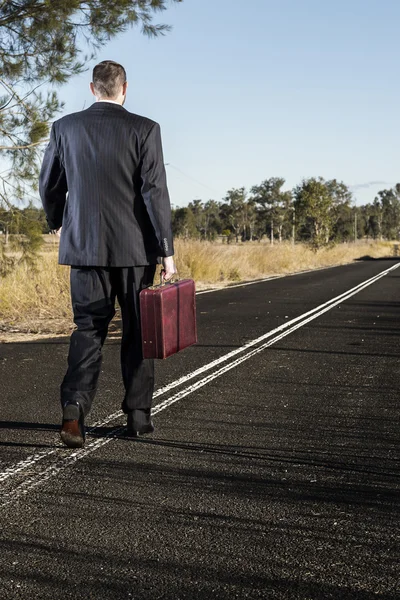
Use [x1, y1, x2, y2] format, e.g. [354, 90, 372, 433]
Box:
[140, 279, 197, 359]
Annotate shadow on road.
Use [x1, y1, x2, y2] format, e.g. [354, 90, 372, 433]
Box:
[0, 421, 59, 431]
[355, 255, 400, 261]
[1, 432, 398, 599]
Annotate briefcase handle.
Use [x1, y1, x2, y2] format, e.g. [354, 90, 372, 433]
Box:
[145, 271, 180, 291]
[160, 271, 180, 286]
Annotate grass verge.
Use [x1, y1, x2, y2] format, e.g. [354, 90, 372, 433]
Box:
[0, 239, 396, 338]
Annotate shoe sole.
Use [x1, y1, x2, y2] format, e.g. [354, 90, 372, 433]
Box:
[60, 431, 85, 448]
[60, 421, 85, 448]
[127, 424, 155, 438]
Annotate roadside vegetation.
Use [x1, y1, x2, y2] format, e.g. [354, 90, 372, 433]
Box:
[0, 2, 399, 338]
[172, 178, 400, 247]
[0, 0, 182, 272]
[0, 239, 395, 337]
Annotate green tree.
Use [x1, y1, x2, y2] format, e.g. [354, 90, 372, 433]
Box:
[293, 177, 333, 247]
[221, 188, 251, 243]
[358, 204, 372, 239]
[374, 185, 400, 240]
[0, 205, 12, 243]
[293, 178, 353, 247]
[186, 198, 221, 239]
[320, 180, 353, 242]
[187, 199, 204, 237]
[171, 207, 198, 239]
[0, 202, 44, 275]
[332, 202, 355, 242]
[0, 0, 182, 274]
[275, 190, 293, 243]
[251, 177, 290, 244]
[326, 179, 353, 241]
[202, 199, 221, 240]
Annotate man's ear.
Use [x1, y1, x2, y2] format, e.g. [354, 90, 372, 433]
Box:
[122, 81, 128, 96]
[89, 82, 96, 97]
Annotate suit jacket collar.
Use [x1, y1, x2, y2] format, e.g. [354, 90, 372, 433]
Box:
[87, 102, 126, 112]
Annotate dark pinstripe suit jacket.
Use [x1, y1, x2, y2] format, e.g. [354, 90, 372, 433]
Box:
[39, 102, 174, 266]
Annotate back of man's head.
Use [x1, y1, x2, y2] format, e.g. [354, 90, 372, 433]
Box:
[92, 60, 127, 99]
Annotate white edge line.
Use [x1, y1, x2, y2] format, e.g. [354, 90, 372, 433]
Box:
[153, 264, 400, 413]
[152, 262, 399, 397]
[1, 262, 398, 487]
[0, 263, 390, 485]
[1, 261, 399, 504]
[195, 261, 361, 295]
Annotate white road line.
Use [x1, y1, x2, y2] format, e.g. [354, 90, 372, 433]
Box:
[152, 262, 400, 397]
[0, 449, 57, 483]
[196, 262, 358, 295]
[0, 427, 126, 504]
[0, 264, 392, 487]
[196, 275, 284, 294]
[1, 261, 399, 505]
[0, 411, 123, 485]
[152, 262, 400, 413]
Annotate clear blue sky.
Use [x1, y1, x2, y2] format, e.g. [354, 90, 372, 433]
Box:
[59, 0, 400, 207]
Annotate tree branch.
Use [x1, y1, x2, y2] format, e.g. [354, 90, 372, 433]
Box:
[0, 139, 48, 150]
[0, 78, 32, 114]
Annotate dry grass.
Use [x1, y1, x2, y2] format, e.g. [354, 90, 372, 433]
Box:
[0, 239, 396, 337]
[0, 253, 72, 335]
[174, 239, 396, 285]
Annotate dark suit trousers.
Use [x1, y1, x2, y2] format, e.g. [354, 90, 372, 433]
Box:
[60, 265, 157, 417]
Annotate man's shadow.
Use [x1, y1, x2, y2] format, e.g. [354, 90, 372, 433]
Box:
[0, 421, 60, 448]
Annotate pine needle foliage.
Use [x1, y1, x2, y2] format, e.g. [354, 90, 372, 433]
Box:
[0, 0, 182, 274]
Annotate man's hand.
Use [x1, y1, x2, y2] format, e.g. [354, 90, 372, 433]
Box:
[56, 227, 62, 237]
[162, 256, 176, 282]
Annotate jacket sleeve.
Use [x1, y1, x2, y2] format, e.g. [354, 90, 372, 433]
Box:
[39, 124, 68, 230]
[140, 122, 174, 257]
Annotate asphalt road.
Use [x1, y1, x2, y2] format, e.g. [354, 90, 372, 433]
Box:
[0, 258, 399, 600]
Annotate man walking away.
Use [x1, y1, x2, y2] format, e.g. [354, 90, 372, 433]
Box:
[39, 60, 176, 448]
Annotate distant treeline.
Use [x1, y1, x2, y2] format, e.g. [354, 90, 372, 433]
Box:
[0, 202, 48, 240]
[1, 178, 399, 249]
[172, 178, 400, 247]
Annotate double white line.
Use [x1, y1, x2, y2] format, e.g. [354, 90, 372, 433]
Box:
[1, 262, 399, 505]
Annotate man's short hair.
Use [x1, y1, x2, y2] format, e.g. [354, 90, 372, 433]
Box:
[92, 60, 127, 99]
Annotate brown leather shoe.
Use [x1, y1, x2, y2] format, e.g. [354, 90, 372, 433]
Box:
[60, 402, 85, 448]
